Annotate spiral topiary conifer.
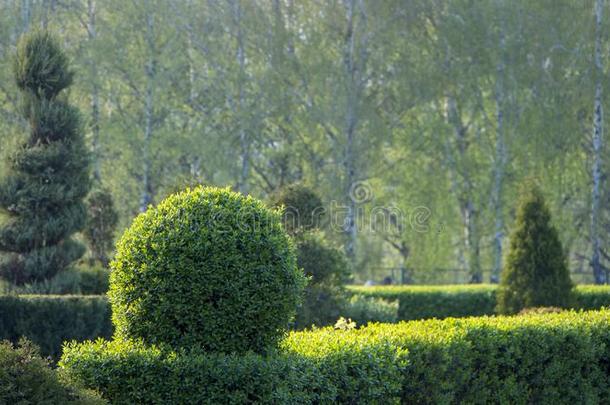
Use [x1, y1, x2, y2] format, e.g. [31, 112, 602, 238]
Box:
[0, 31, 90, 285]
[496, 184, 573, 314]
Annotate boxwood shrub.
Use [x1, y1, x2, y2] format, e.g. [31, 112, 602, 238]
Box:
[0, 339, 105, 404]
[0, 294, 112, 360]
[109, 186, 306, 353]
[60, 336, 404, 404]
[349, 284, 610, 320]
[62, 309, 610, 404]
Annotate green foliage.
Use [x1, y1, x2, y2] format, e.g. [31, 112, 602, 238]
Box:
[109, 186, 306, 353]
[7, 263, 110, 295]
[350, 284, 498, 320]
[0, 30, 90, 285]
[0, 295, 112, 360]
[497, 186, 574, 314]
[296, 231, 350, 286]
[285, 309, 610, 404]
[60, 333, 405, 404]
[13, 31, 74, 99]
[61, 306, 610, 404]
[349, 284, 610, 320]
[84, 188, 119, 266]
[0, 339, 105, 404]
[343, 294, 399, 325]
[271, 183, 325, 235]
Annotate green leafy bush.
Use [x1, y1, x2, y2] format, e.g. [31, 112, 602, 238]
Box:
[0, 295, 112, 360]
[271, 183, 325, 235]
[60, 337, 403, 404]
[63, 309, 610, 404]
[109, 186, 306, 353]
[343, 294, 398, 325]
[272, 185, 351, 329]
[349, 284, 610, 320]
[84, 188, 119, 266]
[497, 186, 574, 314]
[10, 264, 109, 295]
[293, 232, 350, 328]
[0, 339, 105, 404]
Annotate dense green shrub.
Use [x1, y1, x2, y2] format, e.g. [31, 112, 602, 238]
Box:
[272, 185, 351, 329]
[286, 309, 610, 404]
[84, 188, 119, 266]
[343, 294, 398, 325]
[293, 232, 350, 328]
[110, 186, 306, 353]
[349, 284, 610, 321]
[271, 183, 325, 235]
[0, 31, 90, 285]
[0, 295, 112, 360]
[60, 336, 404, 404]
[497, 186, 573, 314]
[0, 339, 105, 404]
[63, 309, 610, 404]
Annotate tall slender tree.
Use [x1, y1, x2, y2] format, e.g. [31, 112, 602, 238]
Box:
[591, 0, 606, 284]
[0, 31, 90, 285]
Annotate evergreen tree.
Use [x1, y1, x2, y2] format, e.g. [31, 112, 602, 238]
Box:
[0, 31, 90, 285]
[496, 184, 573, 314]
[272, 184, 350, 328]
[84, 188, 118, 266]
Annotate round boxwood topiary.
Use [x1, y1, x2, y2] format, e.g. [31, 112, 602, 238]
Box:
[109, 186, 306, 353]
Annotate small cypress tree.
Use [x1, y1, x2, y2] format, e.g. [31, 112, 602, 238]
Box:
[496, 184, 573, 314]
[0, 31, 90, 285]
[84, 188, 119, 266]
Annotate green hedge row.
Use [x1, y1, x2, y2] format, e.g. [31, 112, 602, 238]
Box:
[0, 295, 112, 360]
[60, 336, 403, 404]
[61, 309, 610, 404]
[348, 284, 610, 320]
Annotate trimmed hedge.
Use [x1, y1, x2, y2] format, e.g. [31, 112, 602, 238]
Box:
[62, 309, 610, 404]
[349, 284, 610, 320]
[60, 337, 404, 404]
[0, 295, 112, 360]
[109, 186, 305, 353]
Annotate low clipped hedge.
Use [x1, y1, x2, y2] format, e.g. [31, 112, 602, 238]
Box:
[349, 284, 610, 320]
[60, 336, 404, 404]
[61, 309, 610, 404]
[0, 295, 112, 360]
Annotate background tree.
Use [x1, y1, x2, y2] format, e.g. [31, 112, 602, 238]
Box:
[0, 31, 90, 285]
[496, 184, 574, 314]
[84, 188, 118, 266]
[273, 184, 350, 328]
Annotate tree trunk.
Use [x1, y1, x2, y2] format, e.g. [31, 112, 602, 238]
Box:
[87, 0, 102, 182]
[140, 8, 155, 212]
[491, 6, 507, 282]
[233, 0, 250, 194]
[343, 0, 360, 266]
[591, 0, 606, 284]
[445, 95, 482, 282]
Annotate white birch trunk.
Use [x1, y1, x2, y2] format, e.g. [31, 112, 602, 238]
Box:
[343, 0, 360, 265]
[591, 0, 606, 284]
[87, 0, 102, 182]
[492, 9, 506, 282]
[233, 0, 249, 194]
[139, 9, 155, 212]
